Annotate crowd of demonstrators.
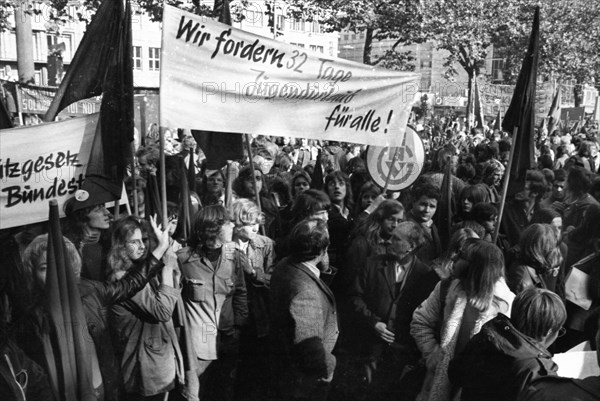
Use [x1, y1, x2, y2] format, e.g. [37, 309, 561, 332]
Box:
[2, 117, 600, 401]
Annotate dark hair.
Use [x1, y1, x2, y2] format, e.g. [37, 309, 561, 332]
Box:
[324, 170, 354, 210]
[270, 177, 292, 207]
[511, 287, 566, 342]
[553, 168, 567, 182]
[411, 183, 441, 204]
[518, 224, 563, 274]
[345, 156, 366, 175]
[189, 205, 230, 249]
[458, 239, 506, 311]
[456, 163, 476, 182]
[568, 203, 600, 248]
[538, 154, 554, 170]
[531, 208, 561, 225]
[233, 164, 267, 198]
[63, 198, 95, 239]
[291, 170, 312, 197]
[472, 202, 498, 224]
[578, 141, 595, 158]
[567, 166, 592, 196]
[526, 170, 548, 200]
[289, 219, 330, 262]
[555, 145, 568, 159]
[459, 185, 489, 216]
[290, 189, 331, 225]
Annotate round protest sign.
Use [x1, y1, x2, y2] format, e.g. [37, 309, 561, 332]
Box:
[366, 126, 425, 191]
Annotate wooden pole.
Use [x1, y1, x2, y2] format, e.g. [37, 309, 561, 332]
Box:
[130, 142, 139, 217]
[382, 146, 400, 194]
[224, 161, 234, 209]
[382, 131, 408, 194]
[493, 126, 519, 244]
[159, 128, 168, 228]
[445, 161, 452, 242]
[245, 134, 265, 235]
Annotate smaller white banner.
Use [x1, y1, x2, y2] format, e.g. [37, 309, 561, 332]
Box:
[0, 114, 98, 229]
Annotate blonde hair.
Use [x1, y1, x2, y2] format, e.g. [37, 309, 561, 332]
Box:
[23, 234, 82, 285]
[230, 198, 261, 228]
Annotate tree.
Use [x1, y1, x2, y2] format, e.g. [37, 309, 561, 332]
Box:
[494, 0, 600, 106]
[285, 0, 420, 70]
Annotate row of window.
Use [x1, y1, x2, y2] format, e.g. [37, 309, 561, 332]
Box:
[133, 46, 160, 71]
[289, 43, 325, 53]
[0, 31, 74, 62]
[244, 10, 323, 33]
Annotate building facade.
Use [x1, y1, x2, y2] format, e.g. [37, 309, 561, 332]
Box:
[0, 0, 338, 88]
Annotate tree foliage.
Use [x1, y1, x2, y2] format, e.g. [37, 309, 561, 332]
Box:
[285, 0, 421, 68]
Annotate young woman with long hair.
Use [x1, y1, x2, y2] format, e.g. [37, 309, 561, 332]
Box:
[411, 239, 515, 401]
[107, 216, 183, 400]
[338, 199, 405, 299]
[508, 223, 565, 298]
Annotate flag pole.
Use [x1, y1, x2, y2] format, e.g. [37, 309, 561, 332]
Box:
[131, 142, 139, 217]
[245, 134, 265, 235]
[160, 128, 168, 228]
[493, 126, 519, 244]
[382, 146, 400, 194]
[383, 130, 408, 194]
[445, 162, 452, 241]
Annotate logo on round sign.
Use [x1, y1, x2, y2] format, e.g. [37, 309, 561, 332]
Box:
[366, 127, 425, 191]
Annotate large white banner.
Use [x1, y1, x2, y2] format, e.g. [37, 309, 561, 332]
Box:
[160, 5, 421, 147]
[0, 114, 98, 229]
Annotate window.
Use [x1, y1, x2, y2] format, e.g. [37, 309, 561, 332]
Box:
[133, 46, 142, 70]
[420, 59, 432, 69]
[148, 47, 160, 71]
[32, 32, 43, 62]
[46, 33, 74, 61]
[491, 58, 505, 82]
[291, 19, 305, 31]
[0, 31, 17, 59]
[276, 15, 285, 31]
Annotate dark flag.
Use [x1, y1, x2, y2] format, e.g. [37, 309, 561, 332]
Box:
[45, 200, 97, 401]
[436, 162, 454, 249]
[311, 149, 324, 190]
[502, 6, 539, 197]
[191, 0, 243, 170]
[0, 91, 13, 129]
[547, 83, 561, 135]
[45, 0, 134, 200]
[472, 74, 485, 129]
[493, 109, 502, 131]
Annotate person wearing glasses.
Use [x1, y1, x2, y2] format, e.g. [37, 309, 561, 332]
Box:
[449, 287, 567, 401]
[350, 221, 440, 400]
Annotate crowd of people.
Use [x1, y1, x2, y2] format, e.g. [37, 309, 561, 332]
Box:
[2, 116, 600, 401]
